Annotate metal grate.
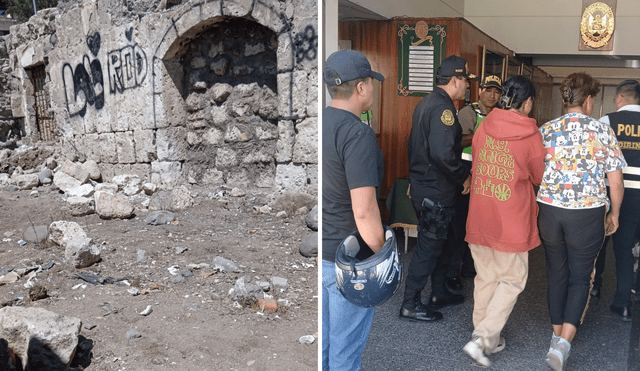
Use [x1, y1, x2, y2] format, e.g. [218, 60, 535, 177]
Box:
[29, 65, 55, 141]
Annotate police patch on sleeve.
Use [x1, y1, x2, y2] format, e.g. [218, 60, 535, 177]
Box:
[441, 109, 454, 126]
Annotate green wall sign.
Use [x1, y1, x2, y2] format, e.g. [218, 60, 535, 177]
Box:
[397, 22, 447, 96]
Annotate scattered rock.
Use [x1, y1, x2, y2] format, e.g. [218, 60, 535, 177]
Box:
[0, 306, 81, 367]
[180, 268, 193, 277]
[53, 171, 82, 193]
[24, 225, 48, 244]
[299, 335, 315, 345]
[212, 256, 239, 272]
[67, 196, 95, 216]
[276, 211, 287, 218]
[175, 246, 187, 254]
[299, 232, 318, 257]
[139, 305, 153, 316]
[137, 249, 146, 262]
[145, 210, 175, 225]
[66, 184, 94, 198]
[14, 173, 39, 190]
[65, 236, 101, 268]
[230, 187, 246, 197]
[48, 220, 87, 247]
[128, 288, 140, 296]
[28, 285, 48, 301]
[95, 191, 134, 219]
[0, 272, 19, 285]
[143, 182, 157, 195]
[81, 159, 101, 180]
[126, 329, 141, 339]
[170, 275, 185, 284]
[231, 276, 264, 302]
[306, 205, 318, 231]
[171, 186, 194, 210]
[84, 323, 96, 330]
[270, 276, 289, 292]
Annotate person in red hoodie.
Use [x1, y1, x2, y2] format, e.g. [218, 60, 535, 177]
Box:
[462, 75, 546, 367]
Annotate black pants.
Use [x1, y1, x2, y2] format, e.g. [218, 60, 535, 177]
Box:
[405, 205, 456, 299]
[593, 192, 640, 307]
[447, 189, 474, 278]
[538, 203, 605, 327]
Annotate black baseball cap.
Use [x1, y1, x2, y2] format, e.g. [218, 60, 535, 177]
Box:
[481, 75, 502, 89]
[437, 55, 478, 81]
[323, 50, 385, 86]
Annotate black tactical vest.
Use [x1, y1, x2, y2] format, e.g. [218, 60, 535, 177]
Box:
[608, 110, 640, 189]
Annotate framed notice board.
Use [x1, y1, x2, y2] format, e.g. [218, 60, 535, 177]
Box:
[397, 22, 447, 97]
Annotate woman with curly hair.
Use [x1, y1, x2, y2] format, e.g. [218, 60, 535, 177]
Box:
[537, 72, 625, 371]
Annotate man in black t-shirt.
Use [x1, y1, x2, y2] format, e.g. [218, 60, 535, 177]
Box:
[322, 50, 385, 370]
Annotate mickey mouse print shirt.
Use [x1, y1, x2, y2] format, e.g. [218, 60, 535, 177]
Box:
[537, 112, 626, 209]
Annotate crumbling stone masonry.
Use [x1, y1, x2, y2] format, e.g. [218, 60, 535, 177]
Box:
[4, 0, 317, 193]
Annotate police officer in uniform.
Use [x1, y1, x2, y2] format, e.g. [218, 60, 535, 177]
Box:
[400, 55, 474, 322]
[447, 75, 503, 289]
[593, 79, 640, 321]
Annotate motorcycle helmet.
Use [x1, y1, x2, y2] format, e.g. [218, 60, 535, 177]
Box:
[335, 226, 401, 308]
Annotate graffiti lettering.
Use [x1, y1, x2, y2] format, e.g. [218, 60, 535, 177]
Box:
[62, 55, 104, 118]
[108, 43, 148, 95]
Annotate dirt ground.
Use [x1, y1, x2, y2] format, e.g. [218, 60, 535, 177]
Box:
[0, 184, 318, 370]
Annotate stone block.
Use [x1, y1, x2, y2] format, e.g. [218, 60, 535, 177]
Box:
[255, 163, 276, 188]
[98, 133, 117, 164]
[67, 196, 95, 216]
[275, 163, 308, 191]
[64, 236, 101, 268]
[242, 146, 275, 164]
[278, 70, 307, 119]
[151, 161, 182, 186]
[215, 148, 238, 168]
[0, 307, 81, 367]
[95, 191, 135, 219]
[227, 167, 249, 186]
[292, 117, 317, 164]
[252, 0, 287, 33]
[306, 69, 318, 117]
[116, 131, 136, 164]
[277, 32, 294, 72]
[275, 120, 294, 162]
[83, 133, 101, 162]
[157, 127, 187, 161]
[14, 173, 39, 190]
[211, 105, 230, 127]
[134, 129, 156, 163]
[222, 0, 253, 17]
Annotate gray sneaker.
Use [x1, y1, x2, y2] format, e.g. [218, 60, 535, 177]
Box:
[546, 337, 571, 371]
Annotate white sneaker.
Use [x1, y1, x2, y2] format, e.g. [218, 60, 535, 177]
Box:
[491, 336, 506, 354]
[546, 337, 571, 371]
[463, 337, 491, 367]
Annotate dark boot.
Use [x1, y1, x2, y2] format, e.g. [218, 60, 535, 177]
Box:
[399, 287, 443, 322]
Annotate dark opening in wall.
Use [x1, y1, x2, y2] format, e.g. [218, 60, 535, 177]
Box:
[179, 16, 278, 98]
[27, 64, 55, 141]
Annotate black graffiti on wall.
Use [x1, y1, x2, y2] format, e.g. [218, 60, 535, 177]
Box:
[295, 25, 317, 62]
[62, 33, 104, 118]
[107, 43, 148, 95]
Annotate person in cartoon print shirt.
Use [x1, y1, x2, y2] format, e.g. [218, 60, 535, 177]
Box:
[536, 72, 625, 371]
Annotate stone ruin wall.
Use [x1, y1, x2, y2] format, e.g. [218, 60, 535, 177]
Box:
[0, 37, 17, 146]
[4, 0, 318, 194]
